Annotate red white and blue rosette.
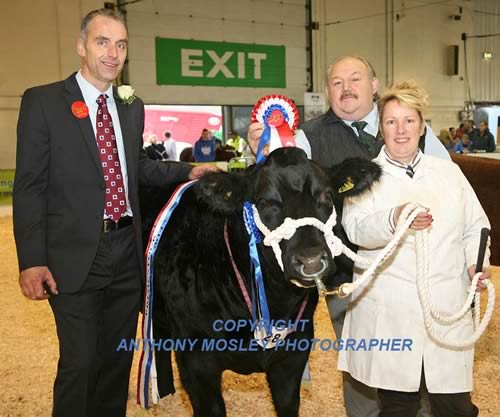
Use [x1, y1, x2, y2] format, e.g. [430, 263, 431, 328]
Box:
[251, 95, 299, 163]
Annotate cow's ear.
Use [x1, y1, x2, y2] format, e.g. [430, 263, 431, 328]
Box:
[329, 158, 382, 198]
[194, 171, 252, 215]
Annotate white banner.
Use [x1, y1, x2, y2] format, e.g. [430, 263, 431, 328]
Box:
[304, 92, 327, 121]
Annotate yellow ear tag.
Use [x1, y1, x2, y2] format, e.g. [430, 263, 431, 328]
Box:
[224, 190, 233, 201]
[338, 177, 355, 193]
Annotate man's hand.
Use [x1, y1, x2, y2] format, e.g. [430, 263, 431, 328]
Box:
[247, 122, 265, 156]
[468, 265, 491, 292]
[19, 266, 58, 300]
[188, 164, 219, 180]
[394, 204, 433, 230]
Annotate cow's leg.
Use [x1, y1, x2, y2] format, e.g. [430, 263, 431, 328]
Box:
[266, 354, 305, 417]
[176, 353, 226, 417]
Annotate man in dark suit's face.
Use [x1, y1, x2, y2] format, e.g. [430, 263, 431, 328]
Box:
[77, 15, 128, 92]
[326, 57, 379, 122]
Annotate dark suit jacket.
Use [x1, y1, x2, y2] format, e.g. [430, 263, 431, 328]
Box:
[301, 108, 383, 167]
[13, 73, 192, 293]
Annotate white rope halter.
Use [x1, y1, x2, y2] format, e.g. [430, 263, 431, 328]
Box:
[251, 204, 345, 271]
[250, 203, 495, 348]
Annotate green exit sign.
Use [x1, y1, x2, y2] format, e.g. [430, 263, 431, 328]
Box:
[155, 38, 286, 88]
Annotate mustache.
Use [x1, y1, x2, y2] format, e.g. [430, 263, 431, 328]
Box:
[341, 91, 358, 100]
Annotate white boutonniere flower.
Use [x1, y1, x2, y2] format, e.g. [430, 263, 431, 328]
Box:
[117, 85, 136, 104]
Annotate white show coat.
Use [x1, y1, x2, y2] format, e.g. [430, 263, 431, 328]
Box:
[338, 148, 491, 393]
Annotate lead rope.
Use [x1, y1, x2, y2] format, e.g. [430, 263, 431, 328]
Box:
[415, 220, 495, 348]
[249, 203, 495, 348]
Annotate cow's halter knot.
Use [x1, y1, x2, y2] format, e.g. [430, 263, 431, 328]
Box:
[250, 204, 345, 272]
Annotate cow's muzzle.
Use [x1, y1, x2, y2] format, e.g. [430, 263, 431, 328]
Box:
[290, 247, 330, 288]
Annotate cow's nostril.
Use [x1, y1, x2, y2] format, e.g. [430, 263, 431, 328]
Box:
[293, 250, 328, 276]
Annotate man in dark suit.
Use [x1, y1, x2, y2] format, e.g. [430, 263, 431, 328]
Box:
[13, 8, 214, 417]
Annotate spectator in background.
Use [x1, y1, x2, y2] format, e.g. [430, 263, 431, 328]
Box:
[208, 130, 223, 150]
[193, 128, 216, 162]
[438, 128, 453, 150]
[163, 131, 177, 161]
[453, 133, 472, 153]
[455, 122, 465, 140]
[470, 121, 496, 152]
[449, 127, 460, 147]
[465, 120, 474, 135]
[457, 121, 474, 138]
[226, 130, 248, 155]
[449, 127, 457, 139]
[144, 134, 169, 161]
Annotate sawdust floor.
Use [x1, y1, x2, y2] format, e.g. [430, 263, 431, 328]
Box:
[0, 215, 498, 417]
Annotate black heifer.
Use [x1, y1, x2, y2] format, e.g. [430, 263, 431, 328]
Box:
[142, 148, 380, 417]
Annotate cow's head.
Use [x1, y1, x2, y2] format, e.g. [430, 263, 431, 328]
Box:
[196, 147, 381, 290]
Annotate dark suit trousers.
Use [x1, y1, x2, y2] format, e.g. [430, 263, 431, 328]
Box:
[49, 224, 142, 417]
[378, 389, 478, 417]
[378, 369, 479, 417]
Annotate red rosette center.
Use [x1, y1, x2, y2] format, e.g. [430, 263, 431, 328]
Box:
[267, 109, 285, 127]
[251, 95, 299, 131]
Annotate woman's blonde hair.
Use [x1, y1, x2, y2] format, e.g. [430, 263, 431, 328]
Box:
[378, 81, 429, 123]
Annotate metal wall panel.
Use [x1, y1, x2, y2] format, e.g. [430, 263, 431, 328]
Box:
[126, 0, 308, 105]
[471, 0, 500, 102]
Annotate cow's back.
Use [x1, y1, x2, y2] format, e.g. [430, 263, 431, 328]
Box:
[151, 187, 254, 340]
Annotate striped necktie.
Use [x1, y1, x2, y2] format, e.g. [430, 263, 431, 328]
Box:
[384, 148, 421, 179]
[351, 120, 377, 154]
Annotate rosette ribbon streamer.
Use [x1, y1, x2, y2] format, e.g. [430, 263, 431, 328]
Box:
[137, 180, 197, 409]
[243, 201, 272, 336]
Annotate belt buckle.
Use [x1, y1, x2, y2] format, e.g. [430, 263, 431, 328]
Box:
[103, 216, 132, 233]
[103, 219, 116, 233]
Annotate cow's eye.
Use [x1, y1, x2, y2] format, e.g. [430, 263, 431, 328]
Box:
[318, 191, 333, 206]
[256, 198, 280, 211]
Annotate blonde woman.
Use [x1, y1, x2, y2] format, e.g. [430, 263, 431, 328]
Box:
[339, 81, 491, 417]
[438, 128, 453, 150]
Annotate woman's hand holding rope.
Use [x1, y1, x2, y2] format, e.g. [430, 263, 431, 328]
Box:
[394, 203, 433, 231]
[468, 265, 491, 292]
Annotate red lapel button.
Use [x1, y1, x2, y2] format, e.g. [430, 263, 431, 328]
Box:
[71, 101, 89, 119]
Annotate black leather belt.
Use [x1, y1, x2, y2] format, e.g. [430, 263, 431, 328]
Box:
[102, 216, 133, 233]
